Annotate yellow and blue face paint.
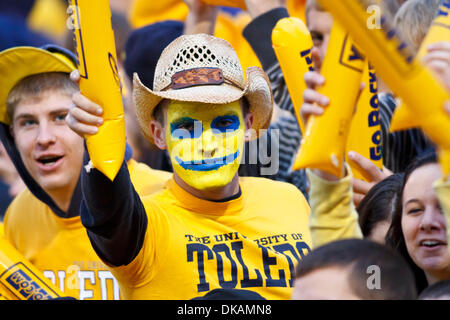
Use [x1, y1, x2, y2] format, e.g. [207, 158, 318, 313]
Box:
[166, 100, 245, 190]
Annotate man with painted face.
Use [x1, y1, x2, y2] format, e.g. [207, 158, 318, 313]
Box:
[67, 34, 312, 300]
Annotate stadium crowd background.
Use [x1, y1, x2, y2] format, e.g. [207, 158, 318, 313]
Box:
[0, 0, 449, 300]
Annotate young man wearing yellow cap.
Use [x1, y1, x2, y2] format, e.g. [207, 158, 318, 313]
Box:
[0, 45, 171, 300]
[67, 34, 312, 300]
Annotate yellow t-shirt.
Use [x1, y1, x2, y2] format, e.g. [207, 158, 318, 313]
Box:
[3, 161, 171, 300]
[110, 176, 311, 300]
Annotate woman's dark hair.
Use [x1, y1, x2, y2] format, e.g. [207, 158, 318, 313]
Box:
[357, 173, 404, 238]
[385, 151, 438, 294]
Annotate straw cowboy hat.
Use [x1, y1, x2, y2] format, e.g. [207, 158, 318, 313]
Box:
[133, 33, 273, 143]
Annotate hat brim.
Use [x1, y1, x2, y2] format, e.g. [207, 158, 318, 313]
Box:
[0, 47, 76, 124]
[133, 66, 273, 143]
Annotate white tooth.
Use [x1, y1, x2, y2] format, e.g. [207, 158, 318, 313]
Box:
[422, 241, 439, 246]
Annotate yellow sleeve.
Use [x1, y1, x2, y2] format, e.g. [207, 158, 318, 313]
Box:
[433, 178, 450, 251]
[306, 165, 363, 248]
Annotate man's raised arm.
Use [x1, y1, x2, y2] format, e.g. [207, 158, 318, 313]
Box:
[67, 71, 147, 267]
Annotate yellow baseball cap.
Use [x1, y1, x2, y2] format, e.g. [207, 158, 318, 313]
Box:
[0, 45, 77, 124]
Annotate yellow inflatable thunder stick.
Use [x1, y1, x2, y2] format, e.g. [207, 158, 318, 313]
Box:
[292, 20, 365, 178]
[346, 62, 383, 181]
[390, 0, 450, 132]
[317, 1, 450, 155]
[69, 0, 126, 181]
[0, 237, 65, 300]
[272, 17, 314, 134]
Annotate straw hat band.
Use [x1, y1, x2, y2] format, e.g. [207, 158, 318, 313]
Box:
[161, 67, 245, 91]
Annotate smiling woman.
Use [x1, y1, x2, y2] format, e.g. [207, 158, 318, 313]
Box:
[386, 151, 450, 293]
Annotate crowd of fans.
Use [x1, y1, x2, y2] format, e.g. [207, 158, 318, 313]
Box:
[0, 0, 449, 300]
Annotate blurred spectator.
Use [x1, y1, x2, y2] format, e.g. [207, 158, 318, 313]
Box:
[0, 181, 10, 219]
[128, 0, 189, 27]
[395, 0, 450, 92]
[128, 0, 307, 28]
[27, 0, 67, 44]
[63, 9, 132, 65]
[0, 0, 52, 50]
[292, 239, 417, 300]
[418, 280, 450, 300]
[381, 0, 402, 17]
[294, 0, 434, 207]
[0, 143, 25, 220]
[128, 0, 262, 74]
[242, 0, 309, 196]
[124, 20, 184, 91]
[192, 288, 266, 300]
[110, 0, 135, 15]
[394, 0, 440, 52]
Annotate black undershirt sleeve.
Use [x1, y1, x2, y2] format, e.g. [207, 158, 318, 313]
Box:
[80, 148, 148, 267]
